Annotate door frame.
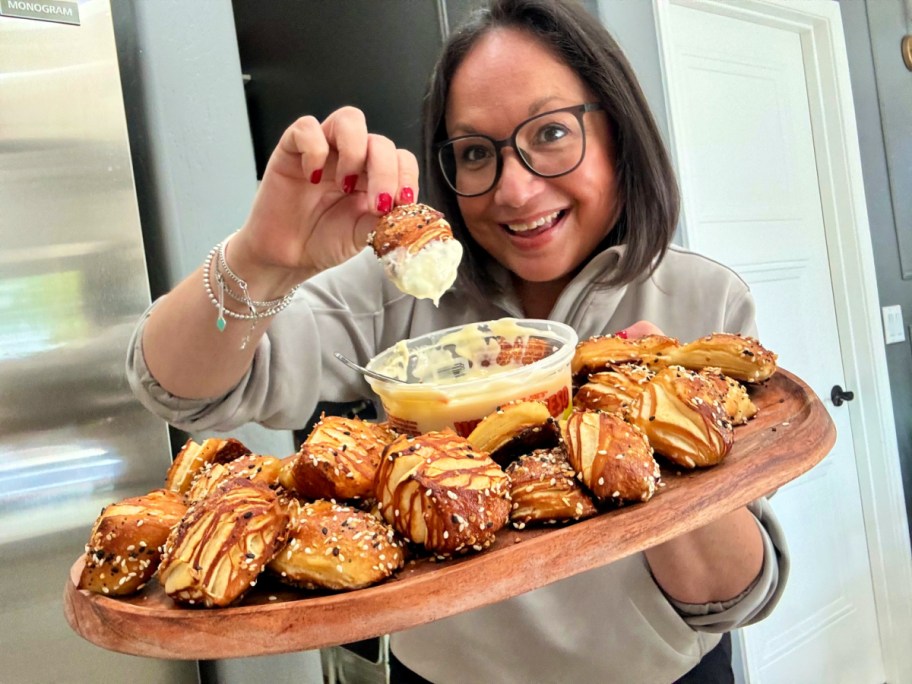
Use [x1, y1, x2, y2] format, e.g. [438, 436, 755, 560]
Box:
[654, 0, 912, 681]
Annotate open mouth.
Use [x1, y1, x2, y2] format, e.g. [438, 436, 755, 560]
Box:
[502, 209, 566, 237]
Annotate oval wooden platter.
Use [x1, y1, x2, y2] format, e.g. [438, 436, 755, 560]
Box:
[64, 368, 834, 660]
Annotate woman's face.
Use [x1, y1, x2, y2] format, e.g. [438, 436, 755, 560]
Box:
[446, 28, 620, 285]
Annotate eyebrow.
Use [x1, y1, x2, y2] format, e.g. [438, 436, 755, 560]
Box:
[448, 95, 567, 137]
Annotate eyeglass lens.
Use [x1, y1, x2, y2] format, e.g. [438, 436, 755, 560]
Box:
[439, 108, 587, 196]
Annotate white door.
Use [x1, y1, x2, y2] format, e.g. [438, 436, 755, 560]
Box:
[658, 3, 885, 683]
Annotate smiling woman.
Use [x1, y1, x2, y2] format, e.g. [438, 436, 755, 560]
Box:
[127, 0, 786, 682]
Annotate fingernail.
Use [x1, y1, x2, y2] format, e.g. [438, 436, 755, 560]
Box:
[399, 187, 414, 204]
[343, 175, 358, 194]
[615, 329, 629, 339]
[310, 168, 323, 184]
[376, 192, 393, 214]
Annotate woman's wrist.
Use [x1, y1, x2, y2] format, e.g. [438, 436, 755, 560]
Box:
[225, 231, 314, 301]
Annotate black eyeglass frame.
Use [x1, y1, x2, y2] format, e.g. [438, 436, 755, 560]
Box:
[436, 102, 604, 198]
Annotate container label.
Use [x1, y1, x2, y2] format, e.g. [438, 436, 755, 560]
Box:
[387, 414, 419, 436]
[0, 0, 80, 25]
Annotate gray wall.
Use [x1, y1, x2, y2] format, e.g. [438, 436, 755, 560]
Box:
[839, 0, 912, 528]
[111, 2, 297, 463]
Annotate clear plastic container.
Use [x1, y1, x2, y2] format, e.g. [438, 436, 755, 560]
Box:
[365, 318, 578, 437]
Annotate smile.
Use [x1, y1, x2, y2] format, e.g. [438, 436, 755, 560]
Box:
[503, 210, 565, 235]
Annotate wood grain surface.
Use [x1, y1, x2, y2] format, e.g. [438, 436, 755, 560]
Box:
[63, 368, 834, 660]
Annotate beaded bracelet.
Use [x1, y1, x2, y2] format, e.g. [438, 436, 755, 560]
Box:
[202, 240, 299, 350]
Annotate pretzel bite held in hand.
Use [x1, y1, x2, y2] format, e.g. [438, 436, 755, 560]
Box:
[278, 415, 394, 502]
[369, 203, 463, 306]
[573, 363, 654, 418]
[165, 437, 251, 497]
[78, 489, 187, 596]
[159, 478, 288, 607]
[630, 366, 734, 469]
[666, 333, 777, 383]
[562, 410, 660, 504]
[505, 446, 598, 526]
[267, 499, 404, 591]
[571, 334, 680, 377]
[375, 431, 511, 557]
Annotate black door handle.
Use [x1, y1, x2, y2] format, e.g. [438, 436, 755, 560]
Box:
[831, 385, 855, 406]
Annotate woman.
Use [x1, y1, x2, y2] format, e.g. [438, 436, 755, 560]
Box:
[128, 1, 787, 681]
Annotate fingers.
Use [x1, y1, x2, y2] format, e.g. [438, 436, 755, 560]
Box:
[365, 134, 398, 213]
[322, 107, 418, 215]
[616, 320, 665, 339]
[396, 149, 420, 206]
[265, 106, 415, 217]
[276, 116, 329, 182]
[323, 107, 368, 195]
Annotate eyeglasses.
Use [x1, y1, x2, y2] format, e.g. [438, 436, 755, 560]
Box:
[436, 103, 603, 198]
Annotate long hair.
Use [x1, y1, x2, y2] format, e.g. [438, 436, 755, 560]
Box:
[422, 0, 679, 295]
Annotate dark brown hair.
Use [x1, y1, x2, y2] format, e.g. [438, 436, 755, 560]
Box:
[422, 0, 679, 295]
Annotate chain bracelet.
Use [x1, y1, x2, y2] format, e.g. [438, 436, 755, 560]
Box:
[202, 241, 298, 349]
[217, 234, 294, 309]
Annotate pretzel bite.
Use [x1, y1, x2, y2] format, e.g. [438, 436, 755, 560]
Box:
[159, 478, 288, 607]
[369, 203, 463, 305]
[187, 453, 283, 504]
[375, 431, 511, 557]
[571, 334, 680, 377]
[562, 410, 660, 504]
[666, 333, 777, 383]
[467, 400, 560, 466]
[630, 366, 734, 468]
[574, 363, 654, 418]
[278, 415, 394, 502]
[505, 447, 598, 526]
[165, 437, 251, 496]
[699, 368, 758, 425]
[78, 489, 187, 596]
[267, 499, 404, 591]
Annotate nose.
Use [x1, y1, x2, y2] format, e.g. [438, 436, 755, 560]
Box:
[493, 149, 541, 208]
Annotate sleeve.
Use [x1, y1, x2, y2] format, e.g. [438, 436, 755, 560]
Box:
[125, 249, 414, 433]
[724, 285, 759, 338]
[667, 498, 790, 632]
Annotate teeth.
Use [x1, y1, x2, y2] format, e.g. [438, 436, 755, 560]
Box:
[507, 210, 561, 233]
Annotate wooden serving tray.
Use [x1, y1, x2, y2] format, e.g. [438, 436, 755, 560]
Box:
[64, 369, 833, 660]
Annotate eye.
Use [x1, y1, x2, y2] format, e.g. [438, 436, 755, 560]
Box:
[534, 123, 570, 145]
[459, 144, 494, 164]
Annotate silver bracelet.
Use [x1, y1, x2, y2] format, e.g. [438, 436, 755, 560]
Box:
[202, 241, 299, 350]
[218, 235, 293, 309]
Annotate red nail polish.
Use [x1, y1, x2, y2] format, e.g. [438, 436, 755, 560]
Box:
[343, 175, 358, 194]
[615, 329, 629, 339]
[400, 187, 414, 204]
[377, 192, 393, 214]
[310, 168, 323, 184]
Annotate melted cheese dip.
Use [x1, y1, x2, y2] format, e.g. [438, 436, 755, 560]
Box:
[380, 239, 464, 306]
[366, 318, 578, 436]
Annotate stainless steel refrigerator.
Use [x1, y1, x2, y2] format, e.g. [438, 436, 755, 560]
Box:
[0, 1, 197, 680]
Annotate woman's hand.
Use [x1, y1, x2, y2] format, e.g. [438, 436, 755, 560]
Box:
[229, 107, 420, 298]
[140, 107, 418, 399]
